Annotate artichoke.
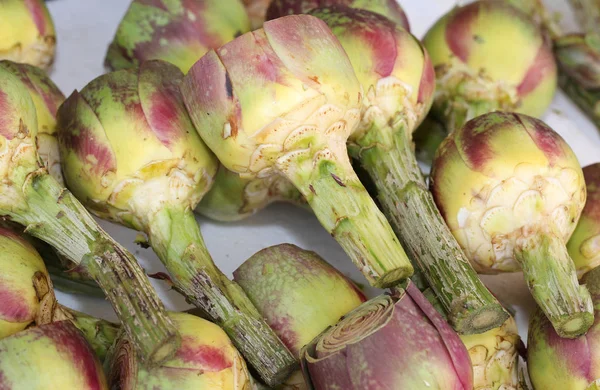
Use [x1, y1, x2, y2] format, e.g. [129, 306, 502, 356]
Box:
[266, 0, 410, 31]
[527, 265, 600, 389]
[431, 111, 592, 338]
[0, 58, 178, 364]
[460, 316, 522, 389]
[105, 0, 251, 73]
[568, 163, 600, 277]
[0, 321, 108, 389]
[182, 14, 414, 288]
[197, 164, 306, 222]
[0, 0, 56, 69]
[301, 282, 473, 389]
[423, 0, 557, 133]
[106, 312, 251, 390]
[57, 59, 295, 386]
[0, 226, 49, 339]
[283, 5, 506, 333]
[0, 60, 65, 184]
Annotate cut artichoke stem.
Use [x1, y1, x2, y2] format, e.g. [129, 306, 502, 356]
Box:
[515, 228, 594, 337]
[283, 156, 414, 288]
[356, 126, 508, 333]
[147, 205, 297, 386]
[8, 172, 180, 364]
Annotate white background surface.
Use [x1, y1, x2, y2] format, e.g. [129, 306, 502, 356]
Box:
[46, 0, 600, 344]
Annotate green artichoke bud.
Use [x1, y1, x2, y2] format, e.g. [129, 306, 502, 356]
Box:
[423, 1, 557, 133]
[58, 60, 218, 231]
[0, 226, 49, 339]
[266, 0, 410, 31]
[527, 265, 600, 389]
[555, 33, 600, 130]
[461, 316, 522, 389]
[0, 58, 179, 364]
[234, 244, 366, 356]
[234, 244, 366, 389]
[106, 0, 251, 73]
[568, 163, 600, 277]
[0, 0, 56, 70]
[301, 282, 473, 389]
[431, 111, 592, 338]
[107, 312, 251, 390]
[58, 59, 295, 386]
[197, 165, 306, 221]
[182, 14, 414, 288]
[0, 60, 65, 184]
[0, 321, 108, 389]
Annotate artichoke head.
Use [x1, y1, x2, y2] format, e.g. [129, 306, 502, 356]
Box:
[0, 226, 48, 339]
[0, 60, 65, 184]
[57, 60, 218, 232]
[0, 0, 56, 69]
[181, 14, 362, 183]
[423, 1, 556, 122]
[431, 112, 585, 273]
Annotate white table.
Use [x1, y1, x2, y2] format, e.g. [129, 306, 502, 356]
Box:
[47, 0, 600, 344]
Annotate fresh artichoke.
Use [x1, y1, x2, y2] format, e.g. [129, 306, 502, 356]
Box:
[0, 226, 49, 339]
[105, 0, 251, 73]
[431, 111, 592, 338]
[106, 312, 251, 390]
[57, 59, 295, 386]
[568, 163, 600, 277]
[301, 282, 473, 389]
[0, 0, 56, 69]
[0, 58, 178, 365]
[0, 321, 108, 389]
[234, 244, 366, 356]
[423, 0, 557, 133]
[0, 60, 65, 184]
[182, 14, 414, 288]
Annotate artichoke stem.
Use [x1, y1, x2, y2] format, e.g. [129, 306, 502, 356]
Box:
[11, 172, 180, 365]
[515, 229, 594, 338]
[147, 206, 297, 386]
[357, 124, 508, 334]
[558, 69, 600, 131]
[284, 158, 414, 288]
